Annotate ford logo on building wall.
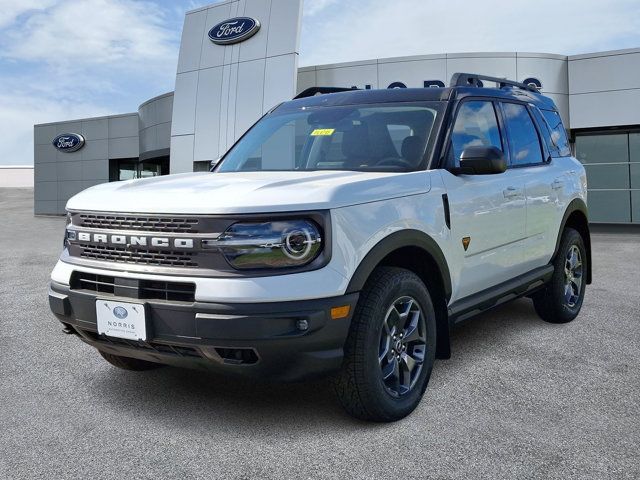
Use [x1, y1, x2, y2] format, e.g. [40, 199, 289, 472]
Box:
[52, 133, 85, 153]
[208, 17, 260, 45]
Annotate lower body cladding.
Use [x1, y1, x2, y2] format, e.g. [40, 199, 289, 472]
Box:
[49, 280, 359, 382]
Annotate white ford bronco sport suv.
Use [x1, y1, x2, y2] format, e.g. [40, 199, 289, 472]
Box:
[49, 73, 591, 422]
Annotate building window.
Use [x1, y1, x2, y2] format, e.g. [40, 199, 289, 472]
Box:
[193, 161, 212, 172]
[110, 158, 138, 181]
[575, 132, 638, 223]
[109, 156, 169, 181]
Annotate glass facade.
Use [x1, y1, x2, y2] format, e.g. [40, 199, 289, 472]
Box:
[575, 131, 640, 223]
[109, 157, 169, 181]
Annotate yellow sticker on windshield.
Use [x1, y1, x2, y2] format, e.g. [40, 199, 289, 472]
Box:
[311, 128, 335, 136]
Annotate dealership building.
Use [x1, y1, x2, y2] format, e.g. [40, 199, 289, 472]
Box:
[33, 0, 640, 224]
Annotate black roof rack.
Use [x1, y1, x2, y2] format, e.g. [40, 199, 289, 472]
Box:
[450, 73, 540, 93]
[294, 86, 359, 99]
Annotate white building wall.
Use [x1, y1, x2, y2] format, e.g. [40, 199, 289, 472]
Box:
[170, 0, 303, 174]
[297, 52, 570, 127]
[568, 48, 640, 129]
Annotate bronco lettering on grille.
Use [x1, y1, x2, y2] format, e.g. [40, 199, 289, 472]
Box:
[76, 232, 194, 249]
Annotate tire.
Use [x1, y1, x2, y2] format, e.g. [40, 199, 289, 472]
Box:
[533, 227, 587, 324]
[334, 267, 437, 422]
[98, 350, 164, 371]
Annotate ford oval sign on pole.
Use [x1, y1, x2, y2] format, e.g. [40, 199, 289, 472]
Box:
[52, 133, 85, 153]
[208, 17, 260, 45]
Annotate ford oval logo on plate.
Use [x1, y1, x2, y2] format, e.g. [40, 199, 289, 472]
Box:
[208, 17, 260, 45]
[52, 133, 85, 153]
[113, 306, 128, 320]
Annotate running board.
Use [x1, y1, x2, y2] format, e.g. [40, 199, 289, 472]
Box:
[448, 265, 554, 324]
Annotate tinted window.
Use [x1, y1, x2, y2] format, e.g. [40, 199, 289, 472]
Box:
[450, 101, 502, 162]
[502, 103, 544, 166]
[541, 110, 571, 157]
[531, 108, 554, 153]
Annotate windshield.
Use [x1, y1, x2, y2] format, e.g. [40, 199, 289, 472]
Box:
[216, 102, 442, 173]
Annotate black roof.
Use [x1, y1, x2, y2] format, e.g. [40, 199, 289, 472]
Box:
[278, 84, 558, 113]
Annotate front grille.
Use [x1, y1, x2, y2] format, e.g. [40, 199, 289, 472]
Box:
[72, 273, 116, 295]
[138, 280, 196, 302]
[82, 330, 202, 358]
[70, 272, 196, 302]
[78, 243, 198, 268]
[77, 213, 199, 233]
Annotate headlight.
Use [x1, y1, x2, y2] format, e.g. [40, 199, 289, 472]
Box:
[63, 212, 73, 248]
[205, 220, 323, 269]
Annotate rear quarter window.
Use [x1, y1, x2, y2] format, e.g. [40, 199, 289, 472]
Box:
[540, 109, 571, 157]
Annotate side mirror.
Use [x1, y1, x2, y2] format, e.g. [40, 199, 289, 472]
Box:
[454, 146, 507, 175]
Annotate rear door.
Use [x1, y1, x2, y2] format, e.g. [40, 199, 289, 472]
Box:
[441, 99, 528, 301]
[501, 102, 567, 271]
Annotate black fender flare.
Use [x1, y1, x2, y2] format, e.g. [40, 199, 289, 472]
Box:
[554, 198, 592, 284]
[345, 229, 452, 300]
[345, 229, 452, 359]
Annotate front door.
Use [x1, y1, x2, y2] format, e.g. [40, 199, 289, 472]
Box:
[441, 99, 528, 302]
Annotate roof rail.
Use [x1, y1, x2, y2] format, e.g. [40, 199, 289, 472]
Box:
[294, 86, 359, 99]
[450, 73, 540, 93]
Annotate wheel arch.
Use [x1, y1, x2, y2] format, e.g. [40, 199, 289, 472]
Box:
[345, 230, 452, 359]
[555, 198, 592, 284]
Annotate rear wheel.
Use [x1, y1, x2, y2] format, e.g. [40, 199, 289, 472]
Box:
[334, 267, 436, 422]
[98, 350, 164, 371]
[533, 227, 587, 323]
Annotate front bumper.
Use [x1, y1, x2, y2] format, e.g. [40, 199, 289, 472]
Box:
[50, 281, 358, 382]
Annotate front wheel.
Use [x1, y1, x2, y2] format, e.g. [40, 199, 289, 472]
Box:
[334, 267, 436, 422]
[533, 227, 587, 324]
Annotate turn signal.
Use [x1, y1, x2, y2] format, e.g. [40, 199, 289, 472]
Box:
[331, 305, 351, 320]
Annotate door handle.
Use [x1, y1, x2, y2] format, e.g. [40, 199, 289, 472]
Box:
[551, 178, 564, 190]
[503, 186, 520, 198]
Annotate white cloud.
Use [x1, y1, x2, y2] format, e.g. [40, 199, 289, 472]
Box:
[0, 0, 55, 29]
[2, 0, 178, 68]
[304, 0, 340, 16]
[0, 90, 111, 168]
[0, 0, 184, 165]
[300, 0, 640, 66]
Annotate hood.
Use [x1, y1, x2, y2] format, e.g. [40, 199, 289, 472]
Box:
[66, 170, 432, 214]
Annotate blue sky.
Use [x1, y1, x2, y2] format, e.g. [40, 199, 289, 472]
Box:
[1, 0, 639, 166]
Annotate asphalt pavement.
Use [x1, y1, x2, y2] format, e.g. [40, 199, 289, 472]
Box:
[0, 188, 638, 479]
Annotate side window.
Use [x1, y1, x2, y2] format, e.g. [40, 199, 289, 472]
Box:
[502, 102, 544, 166]
[450, 101, 503, 163]
[541, 109, 571, 157]
[531, 107, 556, 155]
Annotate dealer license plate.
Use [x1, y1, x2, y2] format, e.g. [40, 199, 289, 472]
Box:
[96, 300, 146, 341]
